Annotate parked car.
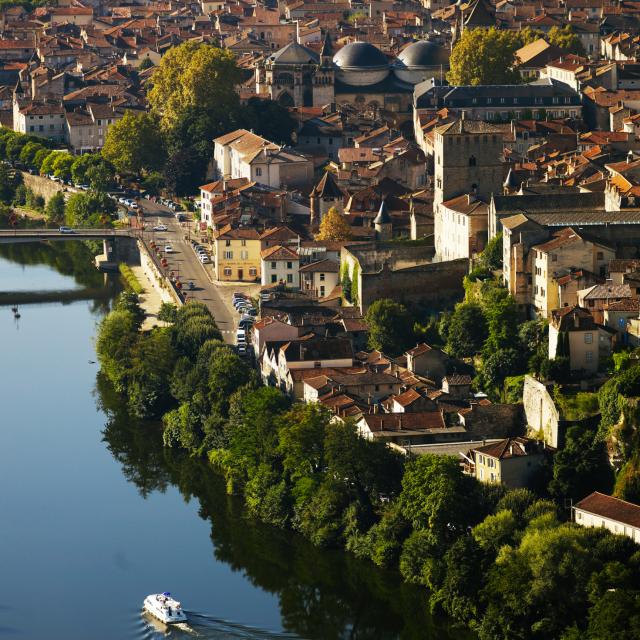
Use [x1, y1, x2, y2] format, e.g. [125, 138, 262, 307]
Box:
[199, 255, 210, 264]
[237, 344, 247, 355]
[153, 224, 168, 232]
[164, 245, 173, 253]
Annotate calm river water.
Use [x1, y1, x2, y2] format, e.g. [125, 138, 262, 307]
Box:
[0, 242, 469, 640]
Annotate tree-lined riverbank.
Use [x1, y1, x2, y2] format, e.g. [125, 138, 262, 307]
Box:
[96, 295, 640, 639]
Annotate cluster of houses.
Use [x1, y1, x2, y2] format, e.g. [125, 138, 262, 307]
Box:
[3, 0, 640, 539]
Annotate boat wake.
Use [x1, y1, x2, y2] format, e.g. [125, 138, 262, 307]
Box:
[138, 610, 300, 639]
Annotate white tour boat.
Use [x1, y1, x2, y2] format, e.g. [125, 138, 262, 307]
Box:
[143, 592, 188, 624]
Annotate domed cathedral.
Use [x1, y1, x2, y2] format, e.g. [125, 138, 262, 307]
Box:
[255, 38, 333, 108]
[255, 34, 449, 113]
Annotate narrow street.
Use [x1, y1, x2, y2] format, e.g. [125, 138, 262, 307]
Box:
[139, 200, 237, 343]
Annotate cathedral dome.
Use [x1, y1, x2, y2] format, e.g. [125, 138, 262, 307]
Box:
[333, 42, 389, 86]
[394, 41, 449, 85]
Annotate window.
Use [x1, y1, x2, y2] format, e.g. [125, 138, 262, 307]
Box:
[271, 261, 276, 269]
[552, 254, 557, 262]
[286, 261, 292, 269]
[320, 285, 325, 296]
[286, 273, 293, 283]
[584, 333, 593, 344]
[319, 273, 325, 281]
[224, 251, 233, 259]
[255, 167, 262, 177]
[271, 274, 277, 283]
[224, 267, 232, 276]
[597, 251, 604, 260]
[469, 156, 476, 166]
[225, 239, 231, 247]
[240, 250, 248, 260]
[586, 351, 593, 362]
[241, 239, 246, 247]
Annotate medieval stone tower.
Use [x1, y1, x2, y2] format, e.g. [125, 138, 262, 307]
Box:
[433, 119, 504, 210]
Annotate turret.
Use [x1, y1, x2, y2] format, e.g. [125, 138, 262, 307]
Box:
[374, 199, 392, 241]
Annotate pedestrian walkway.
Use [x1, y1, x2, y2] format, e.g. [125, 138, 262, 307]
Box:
[130, 265, 167, 331]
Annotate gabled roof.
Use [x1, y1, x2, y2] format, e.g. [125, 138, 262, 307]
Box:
[575, 491, 640, 528]
[261, 244, 299, 260]
[472, 437, 550, 459]
[268, 41, 318, 65]
[311, 171, 345, 199]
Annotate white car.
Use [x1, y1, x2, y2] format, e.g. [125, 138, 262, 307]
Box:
[153, 224, 168, 232]
[199, 255, 210, 264]
[58, 226, 74, 234]
[164, 245, 173, 253]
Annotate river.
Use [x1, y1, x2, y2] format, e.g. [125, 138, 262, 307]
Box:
[0, 242, 468, 640]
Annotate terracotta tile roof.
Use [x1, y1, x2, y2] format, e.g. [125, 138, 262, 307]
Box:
[575, 491, 640, 528]
[261, 244, 299, 260]
[406, 343, 433, 357]
[299, 258, 339, 273]
[360, 411, 446, 433]
[444, 374, 472, 386]
[472, 436, 551, 459]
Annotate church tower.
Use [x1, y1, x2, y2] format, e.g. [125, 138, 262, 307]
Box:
[313, 32, 335, 107]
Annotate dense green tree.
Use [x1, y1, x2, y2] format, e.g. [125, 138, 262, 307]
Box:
[278, 403, 328, 483]
[0, 162, 21, 203]
[19, 140, 46, 166]
[549, 424, 614, 502]
[162, 148, 207, 196]
[95, 309, 139, 392]
[147, 41, 242, 131]
[102, 111, 166, 175]
[548, 25, 585, 56]
[64, 191, 116, 227]
[128, 328, 177, 418]
[51, 152, 74, 180]
[431, 535, 489, 625]
[400, 455, 483, 541]
[241, 97, 296, 145]
[365, 298, 414, 356]
[445, 302, 488, 357]
[448, 27, 522, 86]
[157, 302, 178, 323]
[45, 191, 65, 223]
[39, 150, 63, 176]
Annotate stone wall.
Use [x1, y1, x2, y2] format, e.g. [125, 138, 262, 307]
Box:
[523, 375, 563, 448]
[20, 171, 72, 203]
[359, 258, 467, 312]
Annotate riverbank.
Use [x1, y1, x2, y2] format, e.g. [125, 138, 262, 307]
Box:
[2, 243, 467, 640]
[95, 295, 640, 640]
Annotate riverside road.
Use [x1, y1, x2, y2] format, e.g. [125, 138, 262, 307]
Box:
[139, 200, 237, 343]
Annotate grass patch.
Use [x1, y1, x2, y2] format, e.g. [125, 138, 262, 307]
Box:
[553, 387, 600, 421]
[119, 263, 144, 294]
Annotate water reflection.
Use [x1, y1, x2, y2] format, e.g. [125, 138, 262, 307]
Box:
[97, 375, 471, 640]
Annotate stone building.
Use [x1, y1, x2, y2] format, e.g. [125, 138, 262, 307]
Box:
[255, 37, 448, 113]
